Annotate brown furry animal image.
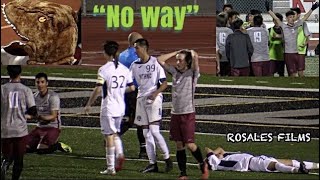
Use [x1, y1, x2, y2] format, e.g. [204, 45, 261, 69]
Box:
[2, 0, 78, 64]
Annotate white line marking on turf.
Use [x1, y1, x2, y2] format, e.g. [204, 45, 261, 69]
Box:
[309, 172, 319, 176]
[219, 79, 234, 82]
[256, 81, 269, 84]
[26, 124, 320, 141]
[2, 76, 318, 92]
[290, 83, 305, 85]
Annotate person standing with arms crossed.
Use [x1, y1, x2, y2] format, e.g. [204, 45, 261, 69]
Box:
[1, 65, 37, 180]
[157, 50, 209, 179]
[130, 38, 173, 173]
[85, 41, 135, 175]
[118, 32, 147, 159]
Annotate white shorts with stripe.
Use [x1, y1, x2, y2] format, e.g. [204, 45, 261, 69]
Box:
[249, 155, 278, 172]
[100, 116, 122, 135]
[134, 94, 163, 126]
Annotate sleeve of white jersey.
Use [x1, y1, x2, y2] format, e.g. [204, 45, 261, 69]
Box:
[127, 69, 134, 85]
[157, 61, 167, 81]
[97, 68, 105, 85]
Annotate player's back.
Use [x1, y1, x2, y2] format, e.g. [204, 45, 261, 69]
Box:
[247, 27, 269, 62]
[1, 82, 35, 138]
[99, 61, 132, 117]
[216, 27, 234, 62]
[217, 153, 253, 172]
[130, 56, 166, 98]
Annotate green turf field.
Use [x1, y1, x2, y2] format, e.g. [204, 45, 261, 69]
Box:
[5, 126, 318, 179]
[1, 66, 319, 89]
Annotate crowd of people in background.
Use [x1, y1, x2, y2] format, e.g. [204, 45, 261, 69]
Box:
[216, 1, 319, 77]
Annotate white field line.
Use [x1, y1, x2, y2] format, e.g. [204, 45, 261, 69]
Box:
[2, 76, 318, 92]
[27, 123, 319, 141]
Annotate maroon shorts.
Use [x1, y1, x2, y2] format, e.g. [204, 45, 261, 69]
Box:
[27, 127, 60, 149]
[230, 67, 250, 76]
[251, 61, 271, 76]
[1, 136, 28, 158]
[284, 53, 301, 75]
[169, 113, 195, 143]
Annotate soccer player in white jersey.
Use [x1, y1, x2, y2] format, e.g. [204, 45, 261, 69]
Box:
[1, 65, 37, 180]
[204, 147, 318, 176]
[130, 38, 173, 173]
[85, 41, 135, 175]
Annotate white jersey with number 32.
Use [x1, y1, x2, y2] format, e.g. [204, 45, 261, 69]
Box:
[130, 56, 166, 98]
[97, 61, 133, 117]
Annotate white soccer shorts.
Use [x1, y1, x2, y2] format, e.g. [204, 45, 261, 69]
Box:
[134, 94, 163, 126]
[249, 155, 278, 172]
[100, 116, 122, 135]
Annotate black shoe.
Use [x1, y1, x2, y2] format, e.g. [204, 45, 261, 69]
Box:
[165, 158, 173, 172]
[140, 163, 159, 173]
[298, 162, 309, 174]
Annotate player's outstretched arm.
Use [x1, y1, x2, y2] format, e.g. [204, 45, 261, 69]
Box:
[84, 86, 102, 115]
[191, 50, 199, 72]
[265, 0, 282, 26]
[302, 2, 319, 22]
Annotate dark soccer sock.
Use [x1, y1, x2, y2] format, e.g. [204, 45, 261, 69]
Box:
[119, 121, 130, 136]
[12, 156, 23, 180]
[191, 146, 204, 164]
[176, 149, 187, 176]
[137, 126, 146, 149]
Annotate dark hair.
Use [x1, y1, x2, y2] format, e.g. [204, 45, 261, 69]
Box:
[227, 10, 239, 20]
[249, 9, 262, 16]
[253, 15, 263, 27]
[7, 65, 21, 79]
[103, 41, 119, 68]
[179, 50, 193, 69]
[134, 38, 149, 51]
[275, 13, 283, 21]
[290, 7, 301, 14]
[223, 4, 233, 11]
[233, 19, 243, 30]
[217, 13, 227, 27]
[285, 10, 295, 17]
[35, 72, 48, 82]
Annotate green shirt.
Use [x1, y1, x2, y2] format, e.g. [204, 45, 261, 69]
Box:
[268, 27, 284, 61]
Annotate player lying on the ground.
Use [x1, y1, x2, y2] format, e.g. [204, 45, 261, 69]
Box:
[205, 147, 319, 174]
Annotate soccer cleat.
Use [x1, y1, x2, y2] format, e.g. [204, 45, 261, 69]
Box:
[165, 158, 173, 173]
[200, 161, 209, 180]
[1, 159, 11, 180]
[140, 163, 159, 173]
[298, 162, 310, 174]
[115, 156, 125, 172]
[59, 142, 72, 153]
[100, 168, 116, 175]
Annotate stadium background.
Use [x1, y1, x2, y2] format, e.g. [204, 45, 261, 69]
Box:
[81, 0, 217, 74]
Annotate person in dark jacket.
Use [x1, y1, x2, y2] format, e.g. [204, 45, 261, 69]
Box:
[226, 19, 254, 76]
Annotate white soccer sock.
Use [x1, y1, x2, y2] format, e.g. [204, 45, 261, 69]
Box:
[275, 162, 296, 173]
[149, 125, 170, 160]
[292, 160, 318, 170]
[114, 135, 124, 158]
[106, 146, 115, 169]
[303, 161, 319, 170]
[143, 129, 156, 164]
